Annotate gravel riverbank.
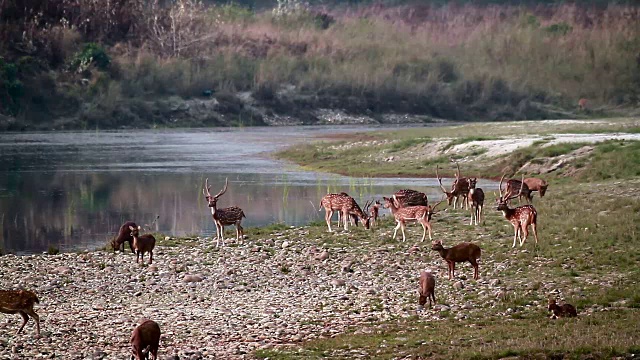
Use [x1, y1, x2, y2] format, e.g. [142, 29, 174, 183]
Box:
[0, 225, 570, 359]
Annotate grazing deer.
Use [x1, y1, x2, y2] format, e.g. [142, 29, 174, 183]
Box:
[431, 240, 481, 280]
[131, 319, 161, 360]
[203, 178, 246, 247]
[382, 197, 443, 242]
[497, 174, 540, 248]
[112, 221, 138, 253]
[319, 193, 370, 232]
[418, 270, 436, 308]
[436, 165, 470, 210]
[392, 189, 428, 208]
[524, 177, 548, 198]
[129, 226, 156, 264]
[0, 289, 40, 335]
[467, 178, 484, 226]
[578, 98, 588, 111]
[503, 176, 533, 204]
[548, 298, 577, 319]
[368, 200, 382, 227]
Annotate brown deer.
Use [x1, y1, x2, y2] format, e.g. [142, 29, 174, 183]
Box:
[112, 221, 138, 253]
[129, 226, 156, 264]
[524, 177, 549, 198]
[431, 240, 481, 280]
[497, 174, 540, 248]
[548, 298, 577, 319]
[0, 289, 40, 335]
[382, 197, 444, 242]
[436, 165, 470, 210]
[467, 178, 484, 226]
[392, 189, 428, 208]
[319, 193, 370, 232]
[130, 319, 161, 360]
[203, 178, 246, 247]
[418, 270, 436, 308]
[578, 98, 588, 111]
[503, 176, 534, 204]
[367, 200, 382, 227]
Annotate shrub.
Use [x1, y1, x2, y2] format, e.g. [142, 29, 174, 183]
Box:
[70, 43, 111, 74]
[0, 58, 24, 115]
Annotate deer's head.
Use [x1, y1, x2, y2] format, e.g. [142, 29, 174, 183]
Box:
[203, 178, 228, 208]
[129, 225, 141, 238]
[431, 240, 444, 252]
[539, 184, 548, 197]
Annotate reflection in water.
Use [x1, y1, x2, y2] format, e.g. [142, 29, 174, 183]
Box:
[0, 126, 496, 254]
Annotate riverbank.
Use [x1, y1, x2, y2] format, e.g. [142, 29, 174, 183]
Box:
[1, 177, 640, 359]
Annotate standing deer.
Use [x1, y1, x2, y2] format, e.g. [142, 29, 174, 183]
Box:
[382, 196, 444, 242]
[203, 178, 246, 247]
[130, 319, 161, 360]
[467, 178, 484, 226]
[129, 226, 156, 264]
[578, 98, 588, 111]
[319, 193, 370, 232]
[497, 174, 540, 248]
[0, 289, 40, 335]
[451, 162, 471, 210]
[524, 177, 548, 198]
[112, 221, 138, 253]
[431, 240, 481, 280]
[368, 200, 382, 227]
[503, 176, 534, 204]
[436, 165, 469, 209]
[392, 189, 428, 208]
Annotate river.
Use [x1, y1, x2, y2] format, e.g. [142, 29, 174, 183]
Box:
[0, 125, 494, 254]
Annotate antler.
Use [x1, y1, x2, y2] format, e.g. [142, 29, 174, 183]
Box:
[214, 178, 229, 199]
[363, 199, 373, 213]
[436, 165, 448, 194]
[498, 174, 507, 200]
[455, 162, 461, 179]
[203, 178, 212, 197]
[430, 197, 446, 213]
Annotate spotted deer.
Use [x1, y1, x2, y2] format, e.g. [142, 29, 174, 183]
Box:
[382, 196, 444, 242]
[468, 178, 484, 226]
[392, 189, 428, 208]
[0, 289, 40, 335]
[497, 174, 540, 248]
[203, 178, 246, 247]
[436, 165, 469, 209]
[451, 162, 471, 209]
[319, 193, 370, 232]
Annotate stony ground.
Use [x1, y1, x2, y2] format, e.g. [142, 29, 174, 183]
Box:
[2, 211, 616, 360]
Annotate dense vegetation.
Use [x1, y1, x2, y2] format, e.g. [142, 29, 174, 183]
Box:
[1, 0, 639, 130]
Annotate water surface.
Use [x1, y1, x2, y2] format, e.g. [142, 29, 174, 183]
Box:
[0, 126, 496, 254]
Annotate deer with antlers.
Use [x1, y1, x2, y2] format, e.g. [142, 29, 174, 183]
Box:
[436, 165, 470, 210]
[203, 178, 246, 247]
[497, 174, 540, 248]
[392, 189, 428, 208]
[382, 196, 444, 242]
[468, 178, 484, 226]
[319, 193, 370, 232]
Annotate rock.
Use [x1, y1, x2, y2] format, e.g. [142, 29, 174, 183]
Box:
[281, 241, 290, 249]
[453, 281, 464, 290]
[490, 279, 501, 286]
[331, 279, 346, 287]
[315, 251, 329, 261]
[183, 274, 204, 283]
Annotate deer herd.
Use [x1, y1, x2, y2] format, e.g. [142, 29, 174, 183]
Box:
[1, 162, 577, 358]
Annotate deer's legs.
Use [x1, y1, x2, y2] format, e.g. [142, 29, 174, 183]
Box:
[325, 210, 333, 232]
[470, 259, 479, 280]
[400, 221, 407, 242]
[148, 250, 153, 265]
[512, 224, 520, 248]
[392, 221, 401, 240]
[447, 261, 455, 280]
[520, 225, 530, 246]
[342, 208, 349, 231]
[16, 311, 29, 334]
[531, 223, 539, 245]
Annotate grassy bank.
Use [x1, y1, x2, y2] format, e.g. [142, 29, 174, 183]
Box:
[1, 2, 640, 129]
[275, 118, 640, 179]
[256, 119, 640, 359]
